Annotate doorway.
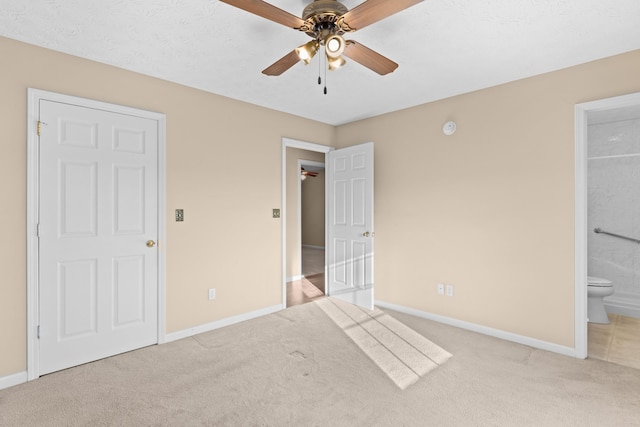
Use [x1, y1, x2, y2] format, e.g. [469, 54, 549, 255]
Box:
[27, 89, 167, 380]
[281, 138, 376, 311]
[282, 139, 330, 307]
[575, 91, 640, 363]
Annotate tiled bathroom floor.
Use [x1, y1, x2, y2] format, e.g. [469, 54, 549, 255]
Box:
[588, 314, 640, 370]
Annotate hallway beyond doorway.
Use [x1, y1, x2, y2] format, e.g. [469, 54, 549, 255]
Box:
[287, 246, 325, 307]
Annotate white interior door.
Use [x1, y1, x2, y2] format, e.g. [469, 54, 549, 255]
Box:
[327, 142, 374, 310]
[38, 99, 159, 375]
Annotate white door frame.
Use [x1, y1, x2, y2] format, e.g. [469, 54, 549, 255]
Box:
[574, 91, 640, 359]
[281, 138, 333, 308]
[26, 88, 167, 380]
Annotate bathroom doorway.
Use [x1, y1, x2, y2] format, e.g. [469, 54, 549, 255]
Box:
[576, 92, 640, 368]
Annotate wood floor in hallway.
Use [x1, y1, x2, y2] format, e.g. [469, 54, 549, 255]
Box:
[287, 246, 325, 307]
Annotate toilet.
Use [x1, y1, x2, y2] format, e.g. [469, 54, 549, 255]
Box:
[587, 276, 614, 324]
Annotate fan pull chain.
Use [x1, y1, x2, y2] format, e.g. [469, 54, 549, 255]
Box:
[324, 53, 328, 95]
[318, 44, 322, 85]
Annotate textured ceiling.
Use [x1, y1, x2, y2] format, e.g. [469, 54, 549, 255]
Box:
[1, 0, 639, 125]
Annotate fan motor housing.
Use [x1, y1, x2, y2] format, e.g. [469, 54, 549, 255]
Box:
[301, 0, 349, 38]
[302, 0, 348, 20]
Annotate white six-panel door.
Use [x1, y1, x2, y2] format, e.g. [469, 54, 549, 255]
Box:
[38, 99, 159, 375]
[327, 142, 374, 310]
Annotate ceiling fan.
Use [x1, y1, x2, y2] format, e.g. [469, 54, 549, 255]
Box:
[219, 0, 424, 77]
[301, 167, 319, 180]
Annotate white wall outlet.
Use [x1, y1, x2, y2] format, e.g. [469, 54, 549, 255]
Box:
[437, 283, 445, 295]
[446, 284, 454, 297]
[208, 288, 216, 300]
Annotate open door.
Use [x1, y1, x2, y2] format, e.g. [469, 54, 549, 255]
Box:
[327, 142, 374, 310]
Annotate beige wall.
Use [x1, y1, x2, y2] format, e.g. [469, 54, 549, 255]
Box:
[335, 49, 640, 347]
[286, 148, 325, 280]
[2, 33, 639, 380]
[302, 170, 325, 247]
[0, 36, 334, 377]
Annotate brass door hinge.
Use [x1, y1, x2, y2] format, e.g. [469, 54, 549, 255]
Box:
[37, 121, 47, 136]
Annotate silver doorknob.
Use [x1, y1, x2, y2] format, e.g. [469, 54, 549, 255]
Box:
[146, 240, 156, 248]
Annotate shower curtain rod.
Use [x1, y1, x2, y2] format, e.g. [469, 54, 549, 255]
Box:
[594, 228, 640, 244]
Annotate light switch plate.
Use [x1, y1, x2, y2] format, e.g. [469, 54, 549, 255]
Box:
[272, 209, 280, 219]
[176, 209, 184, 222]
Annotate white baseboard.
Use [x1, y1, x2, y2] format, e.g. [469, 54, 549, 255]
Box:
[375, 300, 578, 358]
[302, 245, 325, 250]
[286, 275, 304, 282]
[605, 292, 640, 319]
[0, 371, 28, 391]
[164, 304, 283, 343]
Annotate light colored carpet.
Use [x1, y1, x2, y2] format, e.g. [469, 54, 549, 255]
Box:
[2, 300, 640, 426]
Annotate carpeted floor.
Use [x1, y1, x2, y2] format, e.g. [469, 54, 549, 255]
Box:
[1, 299, 640, 426]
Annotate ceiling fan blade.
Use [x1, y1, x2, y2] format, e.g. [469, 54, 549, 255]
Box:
[340, 0, 423, 31]
[343, 41, 398, 75]
[262, 50, 301, 76]
[301, 168, 319, 176]
[219, 0, 306, 29]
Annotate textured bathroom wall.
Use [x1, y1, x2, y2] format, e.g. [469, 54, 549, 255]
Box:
[588, 115, 640, 312]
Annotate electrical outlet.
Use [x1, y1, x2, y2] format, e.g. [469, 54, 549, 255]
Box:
[437, 283, 445, 295]
[208, 288, 216, 300]
[446, 284, 454, 297]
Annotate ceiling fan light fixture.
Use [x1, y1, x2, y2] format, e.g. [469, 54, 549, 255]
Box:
[222, 0, 426, 77]
[324, 34, 345, 59]
[328, 56, 346, 71]
[295, 40, 319, 64]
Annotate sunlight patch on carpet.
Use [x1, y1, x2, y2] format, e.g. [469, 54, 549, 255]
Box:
[316, 297, 452, 390]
